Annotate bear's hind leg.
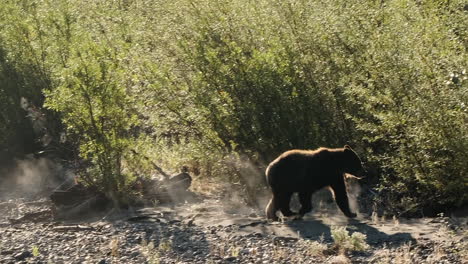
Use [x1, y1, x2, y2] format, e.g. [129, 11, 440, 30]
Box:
[331, 179, 357, 218]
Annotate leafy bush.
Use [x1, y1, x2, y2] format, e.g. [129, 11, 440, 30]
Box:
[331, 226, 369, 253]
[45, 43, 139, 195]
[0, 0, 465, 212]
[344, 0, 468, 214]
[0, 2, 52, 163]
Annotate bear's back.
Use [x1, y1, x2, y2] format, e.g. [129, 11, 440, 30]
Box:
[266, 148, 338, 187]
[276, 148, 335, 164]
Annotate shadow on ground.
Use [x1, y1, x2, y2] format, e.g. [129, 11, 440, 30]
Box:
[282, 217, 415, 246]
[130, 197, 421, 251]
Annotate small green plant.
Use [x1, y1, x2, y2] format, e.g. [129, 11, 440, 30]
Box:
[331, 226, 369, 253]
[307, 240, 328, 257]
[147, 251, 160, 264]
[372, 211, 379, 225]
[305, 234, 328, 257]
[380, 215, 386, 223]
[32, 245, 40, 257]
[230, 246, 241, 257]
[427, 244, 446, 263]
[272, 245, 288, 260]
[394, 242, 412, 264]
[141, 240, 160, 264]
[109, 238, 120, 258]
[348, 232, 369, 251]
[158, 239, 172, 252]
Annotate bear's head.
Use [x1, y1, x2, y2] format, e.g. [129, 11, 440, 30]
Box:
[342, 145, 365, 178]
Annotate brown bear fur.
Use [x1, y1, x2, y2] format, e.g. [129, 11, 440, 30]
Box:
[265, 145, 364, 221]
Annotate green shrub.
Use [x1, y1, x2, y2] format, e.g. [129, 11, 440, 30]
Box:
[0, 0, 465, 212]
[45, 41, 139, 195]
[345, 0, 468, 214]
[331, 226, 369, 253]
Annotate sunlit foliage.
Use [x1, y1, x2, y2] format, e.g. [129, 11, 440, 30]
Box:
[0, 0, 466, 211]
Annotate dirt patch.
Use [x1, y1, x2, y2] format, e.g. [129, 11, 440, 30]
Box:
[131, 197, 466, 245]
[0, 193, 466, 263]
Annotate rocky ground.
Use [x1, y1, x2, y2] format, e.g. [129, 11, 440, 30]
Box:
[0, 189, 467, 264]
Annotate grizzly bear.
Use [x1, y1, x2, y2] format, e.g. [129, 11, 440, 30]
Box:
[265, 145, 364, 221]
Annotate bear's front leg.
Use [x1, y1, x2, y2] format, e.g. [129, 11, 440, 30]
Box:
[278, 192, 295, 217]
[265, 197, 279, 221]
[331, 180, 357, 218]
[298, 191, 313, 217]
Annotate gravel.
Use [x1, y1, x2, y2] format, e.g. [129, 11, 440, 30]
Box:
[0, 196, 466, 264]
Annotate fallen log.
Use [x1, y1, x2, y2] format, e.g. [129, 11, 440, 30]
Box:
[137, 166, 193, 204]
[49, 166, 193, 217]
[50, 183, 109, 209]
[9, 209, 54, 224]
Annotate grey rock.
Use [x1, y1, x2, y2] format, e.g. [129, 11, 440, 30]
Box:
[223, 256, 237, 262]
[0, 250, 13, 255]
[0, 257, 15, 263]
[14, 251, 32, 260]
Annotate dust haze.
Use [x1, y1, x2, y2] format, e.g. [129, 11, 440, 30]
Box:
[0, 97, 74, 200]
[209, 154, 271, 216]
[0, 157, 73, 200]
[346, 175, 362, 214]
